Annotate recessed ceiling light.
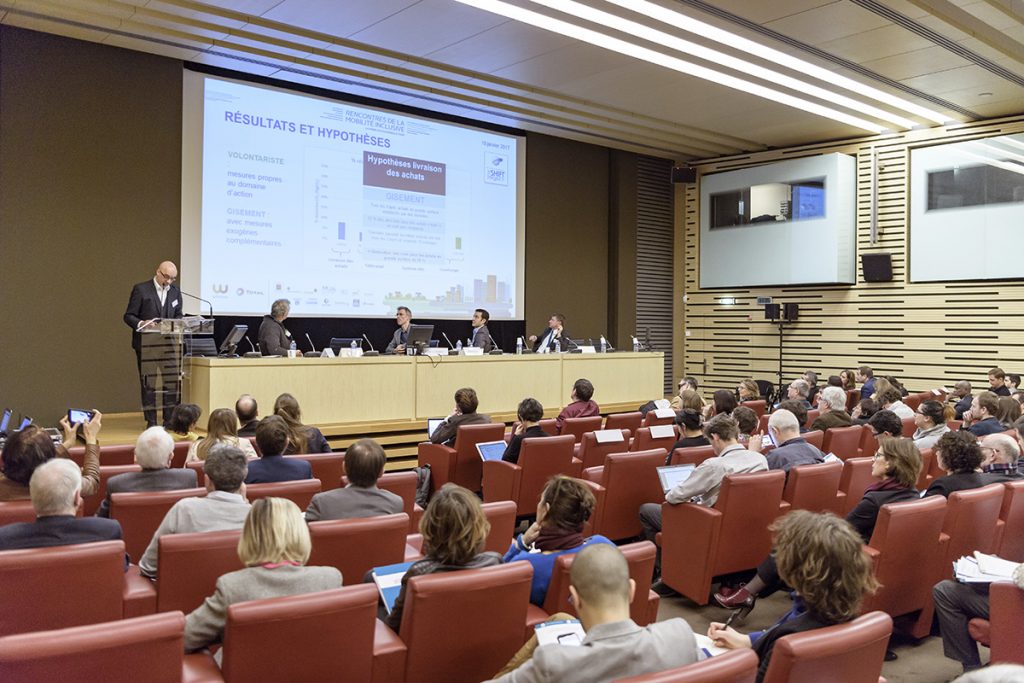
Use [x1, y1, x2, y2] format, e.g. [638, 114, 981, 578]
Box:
[600, 0, 953, 125]
[454, 0, 886, 133]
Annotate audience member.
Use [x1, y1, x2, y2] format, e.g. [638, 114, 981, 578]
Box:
[827, 375, 844, 388]
[668, 409, 709, 459]
[706, 389, 737, 418]
[385, 306, 413, 355]
[783, 379, 811, 409]
[383, 484, 501, 631]
[979, 433, 1022, 482]
[963, 391, 1004, 437]
[934, 563, 1024, 675]
[868, 409, 904, 444]
[670, 380, 705, 411]
[245, 415, 314, 484]
[0, 419, 100, 501]
[184, 497, 341, 652]
[492, 544, 700, 682]
[165, 403, 201, 441]
[751, 410, 824, 473]
[732, 405, 759, 441]
[996, 396, 1021, 428]
[777, 400, 809, 433]
[1006, 373, 1021, 396]
[885, 375, 909, 397]
[97, 426, 197, 518]
[951, 381, 974, 420]
[430, 387, 492, 446]
[870, 377, 893, 402]
[504, 476, 613, 606]
[715, 439, 918, 613]
[0, 459, 122, 552]
[913, 400, 950, 451]
[556, 379, 600, 432]
[802, 371, 820, 403]
[925, 431, 987, 498]
[139, 445, 251, 577]
[305, 439, 402, 521]
[737, 379, 759, 402]
[839, 369, 856, 391]
[187, 408, 257, 463]
[235, 394, 259, 437]
[274, 393, 331, 454]
[708, 511, 878, 682]
[811, 386, 853, 431]
[851, 398, 879, 425]
[878, 386, 914, 419]
[988, 367, 1011, 397]
[503, 398, 549, 465]
[641, 415, 767, 590]
[857, 366, 876, 400]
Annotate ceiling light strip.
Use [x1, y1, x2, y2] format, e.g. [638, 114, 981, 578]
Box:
[455, 0, 885, 133]
[528, 0, 916, 129]
[603, 0, 953, 124]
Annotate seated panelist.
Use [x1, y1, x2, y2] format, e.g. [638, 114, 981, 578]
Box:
[529, 314, 568, 353]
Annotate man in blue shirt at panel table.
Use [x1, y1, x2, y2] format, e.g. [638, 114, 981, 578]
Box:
[245, 415, 313, 484]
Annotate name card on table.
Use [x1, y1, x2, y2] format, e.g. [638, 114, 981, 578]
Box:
[594, 429, 625, 444]
[654, 408, 676, 419]
[459, 347, 484, 356]
[650, 424, 676, 439]
[578, 345, 596, 354]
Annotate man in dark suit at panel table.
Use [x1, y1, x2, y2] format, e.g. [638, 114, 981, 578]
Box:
[529, 313, 569, 353]
[123, 261, 184, 428]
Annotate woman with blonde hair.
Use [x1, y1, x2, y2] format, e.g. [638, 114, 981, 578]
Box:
[385, 484, 501, 631]
[273, 393, 331, 454]
[183, 498, 342, 651]
[709, 511, 879, 681]
[737, 379, 759, 402]
[186, 408, 257, 463]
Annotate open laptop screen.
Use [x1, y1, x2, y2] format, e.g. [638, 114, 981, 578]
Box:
[657, 464, 696, 493]
[426, 418, 444, 439]
[475, 440, 507, 462]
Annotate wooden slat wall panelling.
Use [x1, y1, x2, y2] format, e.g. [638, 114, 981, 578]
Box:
[636, 155, 675, 394]
[679, 114, 1024, 397]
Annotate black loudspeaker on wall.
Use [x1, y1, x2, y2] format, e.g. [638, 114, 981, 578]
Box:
[764, 303, 780, 321]
[783, 302, 799, 321]
[671, 166, 697, 183]
[862, 253, 894, 282]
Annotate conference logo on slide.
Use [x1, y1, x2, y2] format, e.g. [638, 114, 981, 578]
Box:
[212, 284, 229, 294]
[484, 152, 508, 186]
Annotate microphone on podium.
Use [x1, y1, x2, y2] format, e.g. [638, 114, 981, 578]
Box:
[361, 333, 380, 357]
[179, 290, 214, 318]
[243, 336, 262, 358]
[304, 333, 322, 358]
[441, 332, 457, 350]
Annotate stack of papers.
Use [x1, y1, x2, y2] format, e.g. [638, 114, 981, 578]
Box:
[953, 552, 1020, 583]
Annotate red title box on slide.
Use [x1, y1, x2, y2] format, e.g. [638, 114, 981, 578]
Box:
[363, 151, 447, 196]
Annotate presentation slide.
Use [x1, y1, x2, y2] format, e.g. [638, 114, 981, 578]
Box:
[181, 72, 525, 319]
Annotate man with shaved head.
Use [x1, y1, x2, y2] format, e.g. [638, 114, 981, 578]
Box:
[493, 544, 699, 682]
[124, 261, 184, 427]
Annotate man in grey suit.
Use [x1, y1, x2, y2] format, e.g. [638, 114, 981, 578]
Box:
[493, 544, 700, 682]
[429, 387, 492, 447]
[305, 439, 403, 521]
[385, 306, 413, 354]
[470, 308, 495, 352]
[96, 427, 197, 518]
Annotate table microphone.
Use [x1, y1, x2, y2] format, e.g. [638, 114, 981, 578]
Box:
[361, 333, 380, 357]
[304, 333, 322, 358]
[179, 290, 214, 318]
[441, 332, 457, 350]
[243, 336, 262, 358]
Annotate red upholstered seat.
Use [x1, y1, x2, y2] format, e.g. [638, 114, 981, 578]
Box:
[576, 429, 631, 470]
[804, 411, 820, 431]
[308, 513, 409, 586]
[110, 488, 207, 563]
[86, 464, 143, 516]
[157, 529, 245, 614]
[900, 417, 916, 438]
[669, 445, 716, 467]
[482, 435, 580, 515]
[835, 457, 874, 516]
[916, 448, 935, 490]
[582, 449, 666, 541]
[417, 423, 506, 494]
[245, 478, 322, 510]
[631, 426, 678, 453]
[604, 411, 642, 432]
[615, 649, 758, 682]
[372, 471, 424, 532]
[219, 586, 400, 683]
[171, 441, 191, 469]
[643, 411, 675, 428]
[903, 393, 924, 412]
[858, 428, 879, 459]
[287, 453, 345, 490]
[741, 400, 767, 419]
[0, 540, 125, 636]
[561, 416, 603, 442]
[186, 460, 205, 486]
[659, 471, 786, 605]
[0, 499, 38, 526]
[821, 425, 863, 461]
[0, 611, 222, 683]
[761, 611, 893, 683]
[968, 581, 1024, 665]
[782, 462, 843, 514]
[846, 389, 860, 412]
[802, 430, 824, 450]
[995, 480, 1024, 562]
[861, 496, 946, 639]
[69, 443, 136, 467]
[395, 562, 533, 683]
